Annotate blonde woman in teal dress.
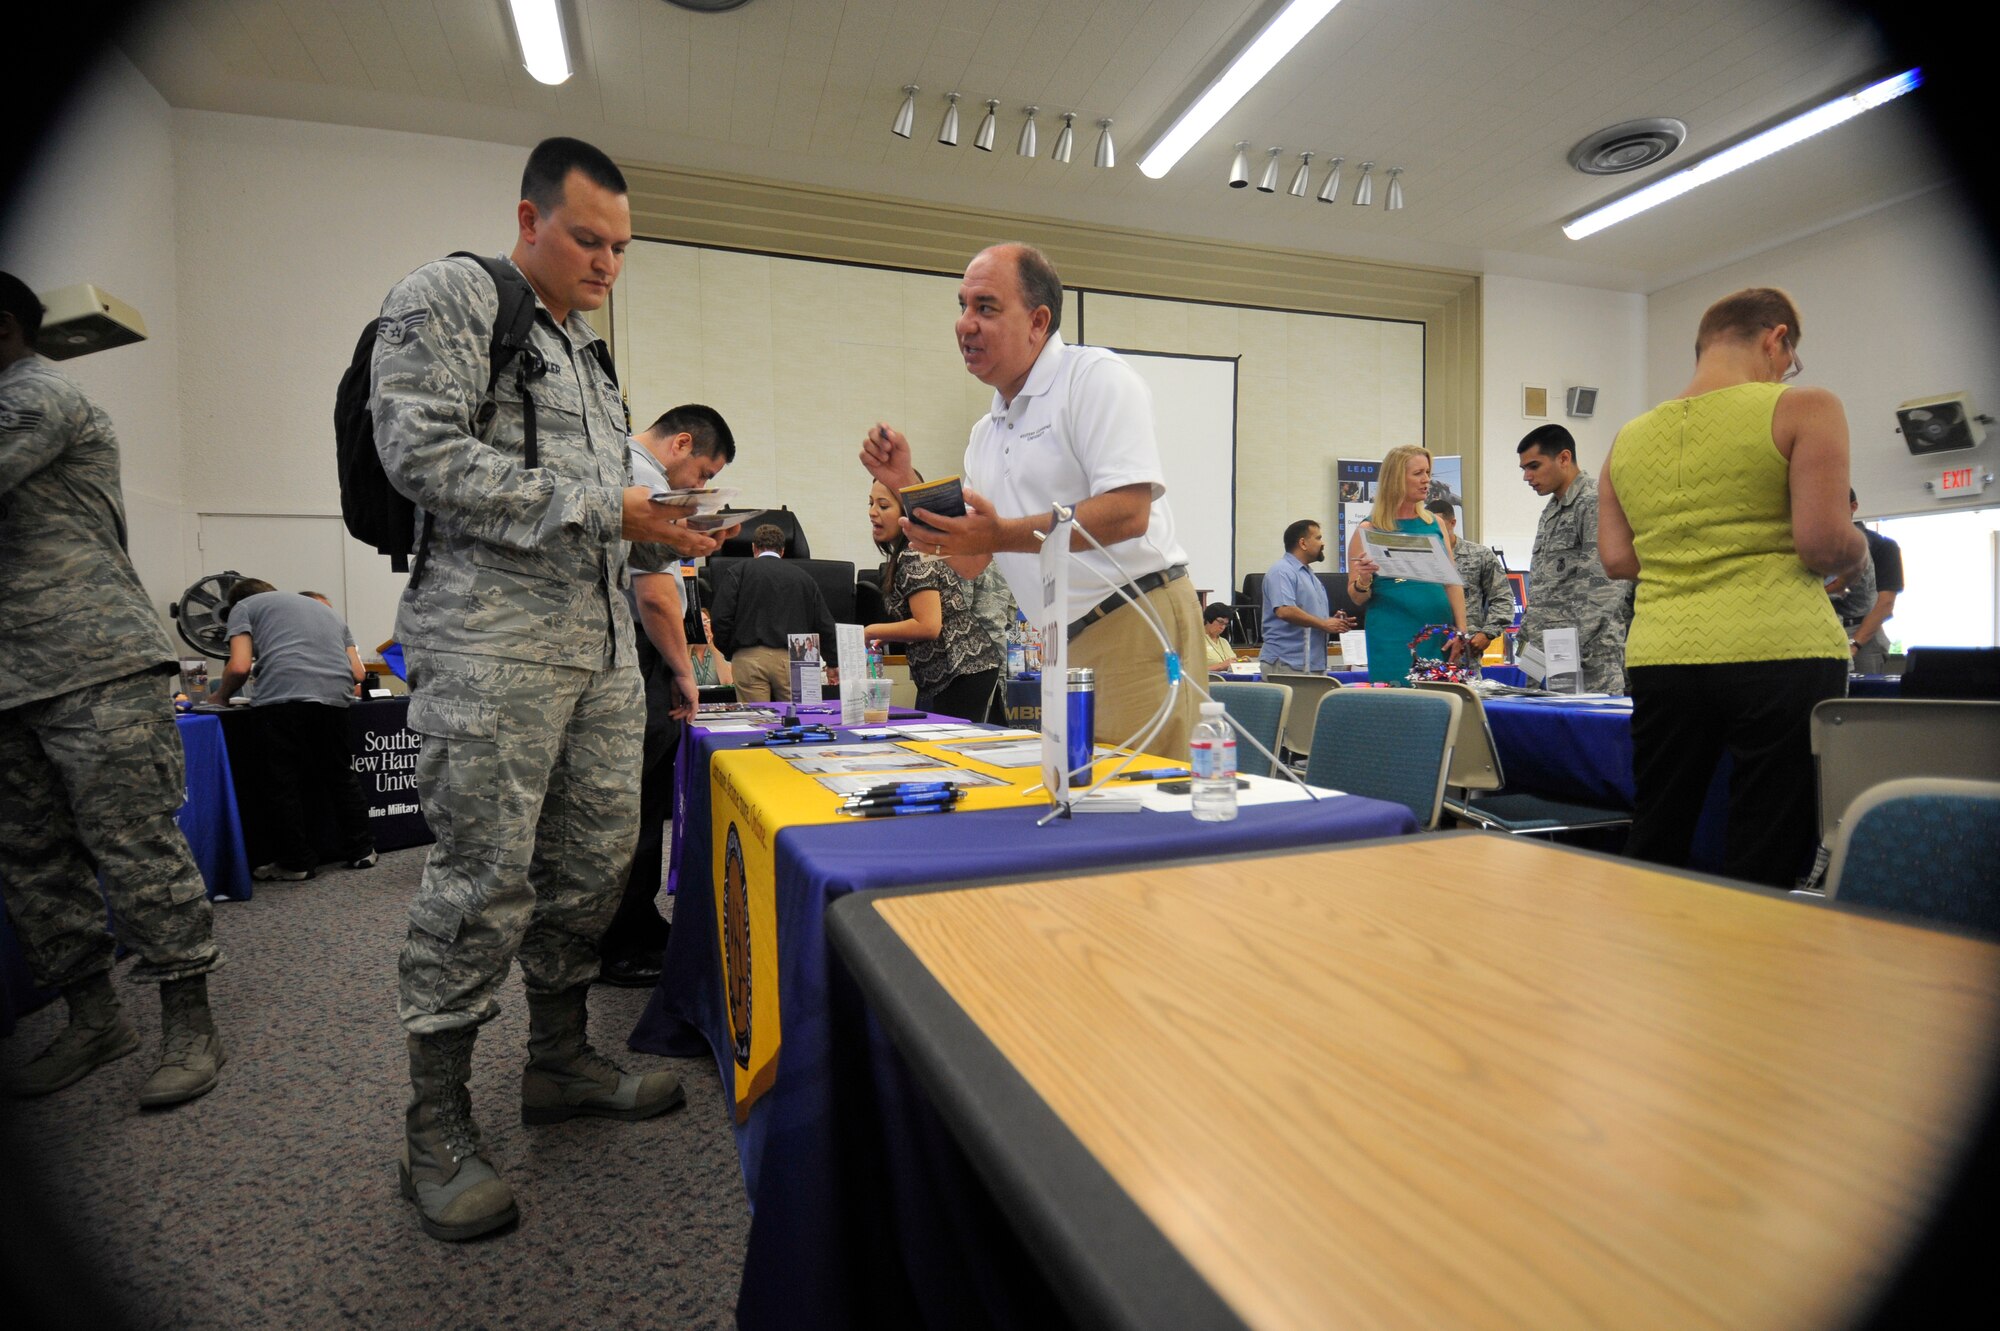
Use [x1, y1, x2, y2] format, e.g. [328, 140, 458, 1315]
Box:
[1346, 444, 1469, 684]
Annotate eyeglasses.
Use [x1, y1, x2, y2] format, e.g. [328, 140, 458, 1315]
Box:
[1782, 339, 1803, 382]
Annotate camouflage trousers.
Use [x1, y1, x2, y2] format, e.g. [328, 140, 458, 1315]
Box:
[0, 668, 220, 989]
[397, 648, 643, 1036]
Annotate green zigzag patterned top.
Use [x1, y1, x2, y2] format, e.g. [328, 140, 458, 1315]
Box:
[1610, 381, 1848, 667]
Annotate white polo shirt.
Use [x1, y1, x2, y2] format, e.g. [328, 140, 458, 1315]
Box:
[964, 331, 1188, 626]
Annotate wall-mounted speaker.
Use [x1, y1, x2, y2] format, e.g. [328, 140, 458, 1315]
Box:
[1565, 386, 1598, 419]
[1895, 393, 1986, 455]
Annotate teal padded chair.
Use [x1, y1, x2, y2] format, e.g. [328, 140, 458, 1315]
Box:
[1303, 689, 1456, 829]
[1416, 681, 1633, 836]
[1207, 682, 1292, 778]
[1824, 777, 2000, 933]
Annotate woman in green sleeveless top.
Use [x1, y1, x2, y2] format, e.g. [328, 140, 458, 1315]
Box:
[1600, 288, 1868, 887]
[1347, 445, 1468, 684]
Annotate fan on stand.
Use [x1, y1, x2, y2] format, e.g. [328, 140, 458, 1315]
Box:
[169, 570, 246, 659]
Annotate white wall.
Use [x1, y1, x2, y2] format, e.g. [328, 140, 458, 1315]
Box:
[0, 50, 185, 624]
[171, 111, 532, 651]
[1647, 188, 2000, 521]
[1478, 275, 1646, 567]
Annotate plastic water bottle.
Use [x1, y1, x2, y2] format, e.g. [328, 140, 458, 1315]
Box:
[1189, 701, 1238, 822]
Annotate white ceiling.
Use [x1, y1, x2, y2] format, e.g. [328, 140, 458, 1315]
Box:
[122, 0, 1954, 292]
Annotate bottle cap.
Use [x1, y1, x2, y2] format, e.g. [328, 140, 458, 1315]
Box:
[1200, 701, 1225, 717]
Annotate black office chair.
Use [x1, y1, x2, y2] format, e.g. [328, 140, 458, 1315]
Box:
[1232, 572, 1265, 647]
[1901, 646, 2000, 699]
[716, 506, 811, 560]
[852, 578, 889, 629]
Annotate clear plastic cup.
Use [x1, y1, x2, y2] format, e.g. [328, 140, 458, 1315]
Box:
[862, 677, 893, 724]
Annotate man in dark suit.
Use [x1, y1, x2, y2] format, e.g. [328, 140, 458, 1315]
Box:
[711, 524, 837, 703]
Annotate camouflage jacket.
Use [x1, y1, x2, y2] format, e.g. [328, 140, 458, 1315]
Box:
[1453, 537, 1517, 638]
[962, 563, 1016, 653]
[370, 255, 642, 669]
[0, 356, 176, 709]
[1520, 471, 1632, 688]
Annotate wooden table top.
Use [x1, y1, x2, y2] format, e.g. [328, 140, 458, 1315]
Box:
[862, 833, 2000, 1331]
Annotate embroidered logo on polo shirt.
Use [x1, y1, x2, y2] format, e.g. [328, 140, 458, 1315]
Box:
[1019, 424, 1051, 441]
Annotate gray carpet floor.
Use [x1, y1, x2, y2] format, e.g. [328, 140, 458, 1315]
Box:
[1, 847, 748, 1330]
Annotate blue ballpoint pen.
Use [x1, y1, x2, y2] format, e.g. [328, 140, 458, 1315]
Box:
[1116, 768, 1193, 781]
[841, 791, 962, 811]
[842, 802, 958, 819]
[851, 781, 957, 797]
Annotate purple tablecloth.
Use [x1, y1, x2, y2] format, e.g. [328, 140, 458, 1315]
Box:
[631, 716, 1418, 1330]
[1219, 665, 1532, 688]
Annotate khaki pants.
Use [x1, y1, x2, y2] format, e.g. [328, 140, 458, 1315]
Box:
[1071, 578, 1206, 759]
[731, 646, 791, 703]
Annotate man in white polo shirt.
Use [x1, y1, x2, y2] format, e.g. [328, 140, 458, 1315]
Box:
[860, 242, 1204, 754]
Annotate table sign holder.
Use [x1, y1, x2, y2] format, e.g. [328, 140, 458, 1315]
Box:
[834, 624, 867, 726]
[788, 633, 824, 705]
[1038, 510, 1074, 822]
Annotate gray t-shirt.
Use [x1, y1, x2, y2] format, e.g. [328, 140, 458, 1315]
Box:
[224, 592, 358, 707]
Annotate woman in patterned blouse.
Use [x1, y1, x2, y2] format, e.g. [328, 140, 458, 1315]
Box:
[864, 479, 1003, 721]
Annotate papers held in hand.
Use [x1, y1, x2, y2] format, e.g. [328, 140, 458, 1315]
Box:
[1359, 526, 1463, 585]
[900, 475, 967, 529]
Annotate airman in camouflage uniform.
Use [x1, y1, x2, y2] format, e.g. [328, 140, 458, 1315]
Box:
[372, 140, 705, 1242]
[1426, 498, 1518, 655]
[1518, 425, 1632, 694]
[0, 271, 225, 1109]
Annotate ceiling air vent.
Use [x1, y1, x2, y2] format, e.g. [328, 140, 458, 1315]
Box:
[1567, 118, 1688, 175]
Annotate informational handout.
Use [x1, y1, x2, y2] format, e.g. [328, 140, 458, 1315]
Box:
[774, 744, 949, 775]
[811, 769, 1007, 795]
[1338, 630, 1368, 668]
[1039, 514, 1073, 807]
[1360, 527, 1462, 585]
[788, 634, 823, 706]
[835, 625, 867, 726]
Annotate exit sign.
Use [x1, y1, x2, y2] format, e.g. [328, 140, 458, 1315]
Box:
[1930, 466, 1991, 498]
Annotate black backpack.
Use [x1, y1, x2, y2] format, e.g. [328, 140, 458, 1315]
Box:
[334, 251, 620, 584]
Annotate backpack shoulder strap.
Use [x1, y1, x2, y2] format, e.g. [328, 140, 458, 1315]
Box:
[449, 252, 539, 394]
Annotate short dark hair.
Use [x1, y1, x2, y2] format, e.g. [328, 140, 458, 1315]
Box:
[225, 577, 276, 611]
[0, 271, 44, 343]
[521, 137, 627, 215]
[1517, 423, 1576, 462]
[1424, 498, 1457, 523]
[751, 523, 786, 553]
[1282, 519, 1320, 552]
[645, 403, 737, 463]
[1203, 602, 1232, 624]
[999, 243, 1063, 336]
[1696, 287, 1801, 358]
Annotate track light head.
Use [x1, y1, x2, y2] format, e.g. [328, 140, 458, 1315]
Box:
[1052, 112, 1076, 163]
[938, 92, 961, 146]
[892, 85, 918, 138]
[1316, 156, 1344, 203]
[1228, 141, 1251, 187]
[1256, 146, 1283, 193]
[1352, 161, 1375, 206]
[1018, 106, 1039, 157]
[1094, 118, 1115, 169]
[1385, 166, 1404, 210]
[1288, 151, 1313, 197]
[975, 99, 998, 151]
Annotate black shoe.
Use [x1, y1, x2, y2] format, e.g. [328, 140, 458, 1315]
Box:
[596, 955, 663, 988]
[345, 850, 380, 870]
[252, 863, 314, 882]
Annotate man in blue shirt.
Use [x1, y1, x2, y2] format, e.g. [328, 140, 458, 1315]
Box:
[1260, 520, 1355, 673]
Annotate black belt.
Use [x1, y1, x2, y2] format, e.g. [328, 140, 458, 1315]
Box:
[1066, 565, 1187, 642]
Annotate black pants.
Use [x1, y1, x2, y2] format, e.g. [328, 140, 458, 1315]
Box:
[917, 668, 999, 723]
[601, 740, 674, 966]
[253, 700, 375, 872]
[1626, 657, 1847, 888]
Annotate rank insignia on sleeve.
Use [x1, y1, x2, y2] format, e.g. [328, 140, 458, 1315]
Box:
[376, 309, 431, 345]
[0, 407, 46, 433]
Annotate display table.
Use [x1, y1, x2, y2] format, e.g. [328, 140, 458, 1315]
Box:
[630, 713, 1420, 1330]
[1217, 665, 1532, 688]
[212, 696, 433, 868]
[1, 712, 250, 1037]
[829, 832, 2000, 1331]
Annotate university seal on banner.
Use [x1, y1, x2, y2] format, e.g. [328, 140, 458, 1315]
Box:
[723, 821, 753, 1069]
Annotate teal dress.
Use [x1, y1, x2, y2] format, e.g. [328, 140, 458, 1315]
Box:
[1361, 517, 1454, 685]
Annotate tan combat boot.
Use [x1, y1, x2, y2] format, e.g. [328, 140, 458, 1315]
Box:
[10, 971, 138, 1097]
[400, 1028, 518, 1241]
[138, 974, 226, 1108]
[521, 985, 684, 1125]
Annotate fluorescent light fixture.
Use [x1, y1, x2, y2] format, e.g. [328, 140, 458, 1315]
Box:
[508, 0, 571, 85]
[1563, 67, 1921, 240]
[1138, 0, 1344, 179]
